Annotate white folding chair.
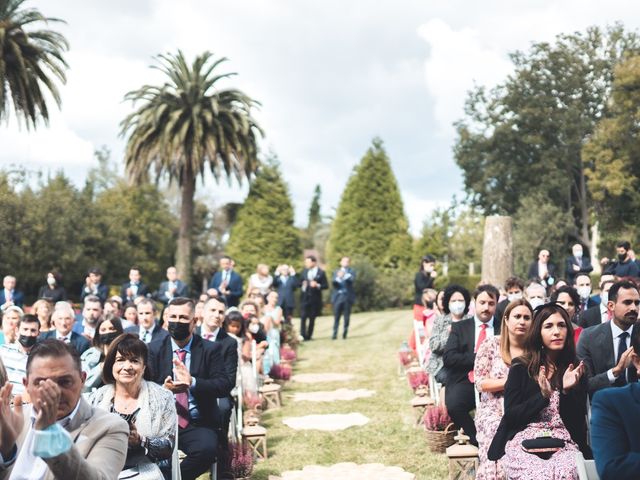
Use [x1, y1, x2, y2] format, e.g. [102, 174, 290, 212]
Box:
[576, 452, 600, 480]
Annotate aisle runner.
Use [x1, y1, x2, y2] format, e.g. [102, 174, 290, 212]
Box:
[292, 388, 375, 402]
[291, 373, 354, 383]
[282, 413, 369, 431]
[272, 462, 416, 480]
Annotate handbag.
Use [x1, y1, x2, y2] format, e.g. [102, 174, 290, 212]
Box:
[521, 436, 565, 460]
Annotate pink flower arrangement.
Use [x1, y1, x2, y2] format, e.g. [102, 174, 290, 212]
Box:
[407, 370, 429, 390]
[229, 442, 254, 478]
[398, 349, 414, 366]
[280, 346, 297, 361]
[269, 364, 292, 380]
[423, 405, 452, 432]
[243, 392, 262, 410]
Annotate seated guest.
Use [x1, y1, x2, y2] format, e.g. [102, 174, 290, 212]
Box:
[90, 334, 176, 479]
[73, 295, 103, 340]
[427, 285, 471, 387]
[443, 284, 500, 445]
[42, 301, 91, 355]
[0, 275, 24, 311]
[147, 297, 233, 480]
[104, 295, 124, 321]
[577, 280, 639, 396]
[122, 303, 138, 329]
[126, 298, 169, 344]
[80, 266, 109, 304]
[37, 271, 67, 303]
[32, 298, 53, 333]
[494, 276, 525, 327]
[524, 281, 547, 310]
[81, 315, 124, 392]
[240, 300, 260, 319]
[591, 332, 640, 479]
[550, 286, 583, 343]
[579, 278, 615, 328]
[0, 339, 128, 478]
[488, 304, 591, 479]
[0, 314, 40, 396]
[120, 266, 150, 304]
[474, 299, 533, 479]
[0, 306, 22, 346]
[156, 266, 189, 305]
[248, 264, 273, 297]
[573, 272, 597, 314]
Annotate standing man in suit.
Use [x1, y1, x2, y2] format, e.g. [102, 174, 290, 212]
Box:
[207, 256, 243, 308]
[577, 280, 639, 396]
[331, 256, 356, 340]
[125, 298, 168, 344]
[527, 249, 557, 290]
[0, 276, 24, 311]
[273, 264, 298, 322]
[299, 255, 328, 341]
[43, 302, 91, 355]
[156, 265, 189, 305]
[80, 267, 109, 304]
[147, 297, 233, 480]
[120, 266, 150, 304]
[443, 284, 500, 446]
[0, 339, 128, 479]
[565, 243, 593, 285]
[579, 278, 615, 328]
[72, 295, 103, 340]
[601, 240, 640, 278]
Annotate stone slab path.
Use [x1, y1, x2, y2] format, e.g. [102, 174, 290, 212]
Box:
[290, 372, 354, 383]
[282, 412, 370, 431]
[292, 388, 375, 402]
[269, 462, 416, 480]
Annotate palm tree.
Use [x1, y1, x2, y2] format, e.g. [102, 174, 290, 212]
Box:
[121, 50, 263, 282]
[0, 0, 68, 128]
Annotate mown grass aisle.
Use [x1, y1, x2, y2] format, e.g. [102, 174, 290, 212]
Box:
[253, 309, 448, 480]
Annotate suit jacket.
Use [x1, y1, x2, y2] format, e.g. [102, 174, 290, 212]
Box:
[147, 334, 233, 429]
[591, 383, 640, 479]
[80, 283, 109, 304]
[442, 317, 501, 386]
[0, 397, 128, 480]
[300, 268, 328, 309]
[120, 282, 150, 303]
[578, 305, 605, 328]
[0, 290, 24, 309]
[208, 270, 243, 307]
[331, 267, 356, 304]
[576, 321, 639, 395]
[565, 255, 593, 284]
[41, 330, 91, 356]
[125, 323, 169, 344]
[155, 280, 189, 304]
[273, 274, 298, 310]
[198, 329, 239, 392]
[488, 361, 590, 461]
[527, 261, 557, 285]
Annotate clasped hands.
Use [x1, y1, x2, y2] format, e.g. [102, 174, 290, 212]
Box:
[537, 361, 585, 398]
[163, 358, 192, 394]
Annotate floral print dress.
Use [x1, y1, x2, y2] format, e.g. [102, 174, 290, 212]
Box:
[473, 336, 508, 480]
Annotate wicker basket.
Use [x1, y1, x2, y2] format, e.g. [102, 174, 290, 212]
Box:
[424, 422, 456, 454]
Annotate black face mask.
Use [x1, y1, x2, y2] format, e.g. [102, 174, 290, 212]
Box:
[168, 321, 191, 341]
[99, 332, 119, 346]
[426, 300, 435, 309]
[618, 253, 627, 262]
[18, 335, 37, 349]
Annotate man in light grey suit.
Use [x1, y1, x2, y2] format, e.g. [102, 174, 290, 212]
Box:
[0, 339, 128, 479]
[577, 280, 640, 397]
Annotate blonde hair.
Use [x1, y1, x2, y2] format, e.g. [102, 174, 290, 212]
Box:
[0, 357, 7, 386]
[499, 299, 533, 365]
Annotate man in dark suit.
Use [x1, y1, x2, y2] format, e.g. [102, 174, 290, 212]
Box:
[577, 280, 639, 397]
[0, 275, 24, 311]
[72, 294, 103, 340]
[590, 332, 640, 480]
[207, 256, 243, 307]
[80, 266, 109, 304]
[147, 297, 233, 480]
[574, 272, 598, 314]
[273, 264, 298, 321]
[156, 265, 189, 304]
[527, 249, 557, 289]
[494, 276, 524, 326]
[299, 255, 328, 341]
[331, 256, 356, 340]
[120, 266, 150, 303]
[565, 243, 593, 285]
[443, 284, 500, 446]
[602, 240, 640, 278]
[579, 278, 615, 328]
[43, 301, 91, 355]
[125, 298, 169, 344]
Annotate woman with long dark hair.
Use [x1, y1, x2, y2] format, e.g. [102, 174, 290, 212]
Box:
[488, 303, 591, 479]
[413, 255, 437, 321]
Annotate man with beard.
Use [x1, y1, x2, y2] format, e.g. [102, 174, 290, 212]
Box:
[577, 280, 640, 397]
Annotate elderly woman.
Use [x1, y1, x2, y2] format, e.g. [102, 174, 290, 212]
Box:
[0, 306, 23, 346]
[32, 299, 54, 333]
[90, 334, 176, 479]
[81, 315, 124, 392]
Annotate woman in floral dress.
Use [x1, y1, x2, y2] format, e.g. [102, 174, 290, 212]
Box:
[474, 299, 533, 479]
[488, 303, 591, 480]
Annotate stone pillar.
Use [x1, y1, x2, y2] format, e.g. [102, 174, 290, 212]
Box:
[481, 216, 513, 288]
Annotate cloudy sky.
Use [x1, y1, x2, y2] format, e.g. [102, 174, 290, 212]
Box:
[2, 1, 640, 234]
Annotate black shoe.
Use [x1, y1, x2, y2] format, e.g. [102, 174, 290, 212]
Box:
[343, 333, 348, 339]
[332, 335, 337, 340]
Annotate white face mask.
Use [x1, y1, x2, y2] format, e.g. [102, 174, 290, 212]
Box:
[47, 277, 56, 286]
[249, 324, 259, 334]
[528, 297, 545, 310]
[573, 250, 583, 258]
[449, 301, 465, 316]
[600, 292, 608, 305]
[507, 292, 523, 302]
[577, 286, 591, 300]
[424, 265, 434, 273]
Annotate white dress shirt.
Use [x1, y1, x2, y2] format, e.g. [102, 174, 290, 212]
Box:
[606, 321, 634, 383]
[473, 316, 495, 348]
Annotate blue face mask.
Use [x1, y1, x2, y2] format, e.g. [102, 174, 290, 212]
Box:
[33, 423, 73, 458]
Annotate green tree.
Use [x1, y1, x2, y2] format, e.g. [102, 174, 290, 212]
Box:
[454, 25, 640, 252]
[326, 137, 412, 270]
[120, 50, 263, 281]
[225, 160, 301, 279]
[0, 0, 68, 128]
[415, 206, 452, 262]
[307, 185, 322, 229]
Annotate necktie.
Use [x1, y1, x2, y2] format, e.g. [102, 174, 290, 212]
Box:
[142, 330, 150, 343]
[175, 349, 190, 428]
[615, 332, 629, 386]
[60, 336, 68, 343]
[468, 324, 489, 383]
[204, 333, 214, 341]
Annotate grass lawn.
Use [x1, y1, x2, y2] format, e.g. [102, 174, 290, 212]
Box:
[251, 309, 449, 480]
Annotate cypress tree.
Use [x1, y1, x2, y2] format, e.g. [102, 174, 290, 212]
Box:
[326, 137, 412, 270]
[225, 160, 302, 278]
[307, 185, 322, 228]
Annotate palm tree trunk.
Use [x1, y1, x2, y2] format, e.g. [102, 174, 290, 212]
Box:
[176, 170, 195, 286]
